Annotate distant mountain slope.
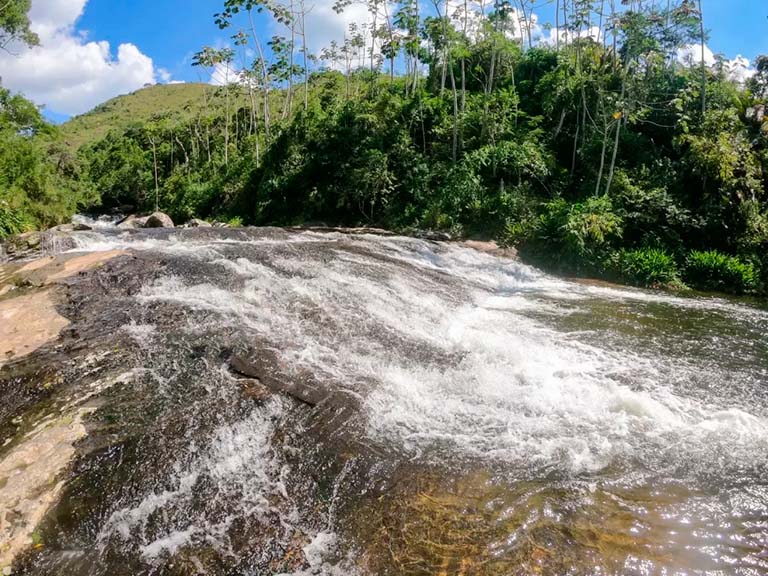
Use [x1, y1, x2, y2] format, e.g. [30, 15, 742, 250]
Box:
[60, 83, 211, 149]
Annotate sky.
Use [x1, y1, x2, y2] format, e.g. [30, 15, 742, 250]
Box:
[1, 0, 766, 122]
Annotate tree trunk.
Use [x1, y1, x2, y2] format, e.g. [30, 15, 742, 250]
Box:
[285, 0, 296, 119]
[698, 0, 706, 115]
[605, 73, 627, 195]
[301, 0, 309, 110]
[248, 9, 271, 142]
[225, 78, 230, 167]
[449, 58, 459, 162]
[151, 137, 159, 212]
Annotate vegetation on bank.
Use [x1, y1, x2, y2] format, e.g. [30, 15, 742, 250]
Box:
[2, 0, 768, 296]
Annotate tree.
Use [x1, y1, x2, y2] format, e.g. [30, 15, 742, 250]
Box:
[0, 0, 38, 50]
[749, 55, 768, 100]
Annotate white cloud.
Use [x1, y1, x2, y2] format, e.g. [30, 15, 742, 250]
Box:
[678, 44, 756, 84]
[209, 61, 237, 86]
[678, 43, 716, 67]
[540, 25, 602, 47]
[725, 55, 756, 84]
[301, 0, 374, 55]
[0, 0, 170, 116]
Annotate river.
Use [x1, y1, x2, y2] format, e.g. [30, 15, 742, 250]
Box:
[1, 225, 767, 575]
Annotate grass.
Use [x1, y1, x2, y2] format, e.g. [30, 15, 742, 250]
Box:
[60, 83, 211, 149]
[59, 73, 403, 151]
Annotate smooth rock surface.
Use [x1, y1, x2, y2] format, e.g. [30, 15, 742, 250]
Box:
[116, 215, 149, 229]
[185, 218, 211, 228]
[144, 212, 175, 229]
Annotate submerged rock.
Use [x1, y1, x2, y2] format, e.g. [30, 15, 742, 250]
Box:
[144, 212, 175, 229]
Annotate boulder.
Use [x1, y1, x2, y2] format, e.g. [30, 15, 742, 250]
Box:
[72, 222, 92, 231]
[49, 224, 75, 233]
[1, 232, 46, 261]
[186, 218, 211, 228]
[116, 214, 149, 229]
[416, 229, 452, 242]
[143, 212, 175, 229]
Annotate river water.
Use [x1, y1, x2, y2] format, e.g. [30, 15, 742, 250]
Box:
[2, 225, 767, 575]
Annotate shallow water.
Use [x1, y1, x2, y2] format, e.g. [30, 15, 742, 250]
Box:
[2, 226, 767, 575]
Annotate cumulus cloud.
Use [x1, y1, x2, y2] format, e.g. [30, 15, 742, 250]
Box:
[540, 25, 602, 47]
[209, 62, 238, 86]
[303, 0, 374, 55]
[0, 0, 169, 116]
[678, 44, 756, 84]
[725, 55, 756, 84]
[677, 43, 717, 67]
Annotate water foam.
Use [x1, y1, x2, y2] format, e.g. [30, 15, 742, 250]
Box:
[99, 400, 291, 559]
[133, 232, 768, 476]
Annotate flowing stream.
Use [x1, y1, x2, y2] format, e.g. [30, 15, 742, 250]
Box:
[1, 225, 767, 575]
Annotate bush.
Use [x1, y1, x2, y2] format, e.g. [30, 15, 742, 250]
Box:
[609, 248, 680, 287]
[524, 196, 623, 273]
[0, 201, 30, 239]
[683, 250, 759, 294]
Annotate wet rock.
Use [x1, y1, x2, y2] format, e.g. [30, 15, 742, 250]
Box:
[72, 221, 92, 231]
[0, 409, 92, 569]
[49, 223, 74, 233]
[1, 232, 46, 262]
[185, 218, 211, 228]
[230, 355, 324, 407]
[415, 229, 452, 241]
[116, 214, 149, 229]
[462, 239, 518, 260]
[0, 289, 70, 367]
[144, 212, 175, 229]
[289, 225, 396, 237]
[239, 378, 272, 402]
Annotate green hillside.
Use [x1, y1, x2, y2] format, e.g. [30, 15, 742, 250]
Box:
[60, 83, 211, 149]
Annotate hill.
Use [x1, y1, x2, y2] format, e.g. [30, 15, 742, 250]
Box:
[60, 83, 211, 150]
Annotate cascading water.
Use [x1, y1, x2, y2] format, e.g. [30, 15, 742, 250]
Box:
[1, 225, 767, 575]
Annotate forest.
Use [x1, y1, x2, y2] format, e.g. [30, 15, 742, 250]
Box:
[2, 0, 768, 295]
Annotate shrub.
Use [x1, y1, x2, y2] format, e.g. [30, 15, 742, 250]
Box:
[525, 196, 623, 273]
[0, 201, 30, 239]
[683, 250, 759, 294]
[563, 196, 623, 258]
[609, 248, 680, 287]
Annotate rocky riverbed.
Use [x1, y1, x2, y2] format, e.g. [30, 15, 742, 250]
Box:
[1, 225, 767, 575]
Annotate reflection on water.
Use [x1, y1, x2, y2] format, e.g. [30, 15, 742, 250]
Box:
[352, 469, 768, 575]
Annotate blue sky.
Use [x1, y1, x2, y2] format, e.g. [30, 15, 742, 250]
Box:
[78, 0, 768, 80]
[1, 0, 766, 121]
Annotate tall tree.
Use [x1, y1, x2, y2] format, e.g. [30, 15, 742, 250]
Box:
[0, 0, 38, 50]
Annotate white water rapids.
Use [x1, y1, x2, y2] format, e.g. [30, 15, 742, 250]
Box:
[68, 228, 768, 476]
[12, 224, 765, 574]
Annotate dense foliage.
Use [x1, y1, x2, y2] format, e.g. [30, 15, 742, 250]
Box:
[2, 0, 768, 296]
[0, 88, 94, 235]
[684, 250, 759, 294]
